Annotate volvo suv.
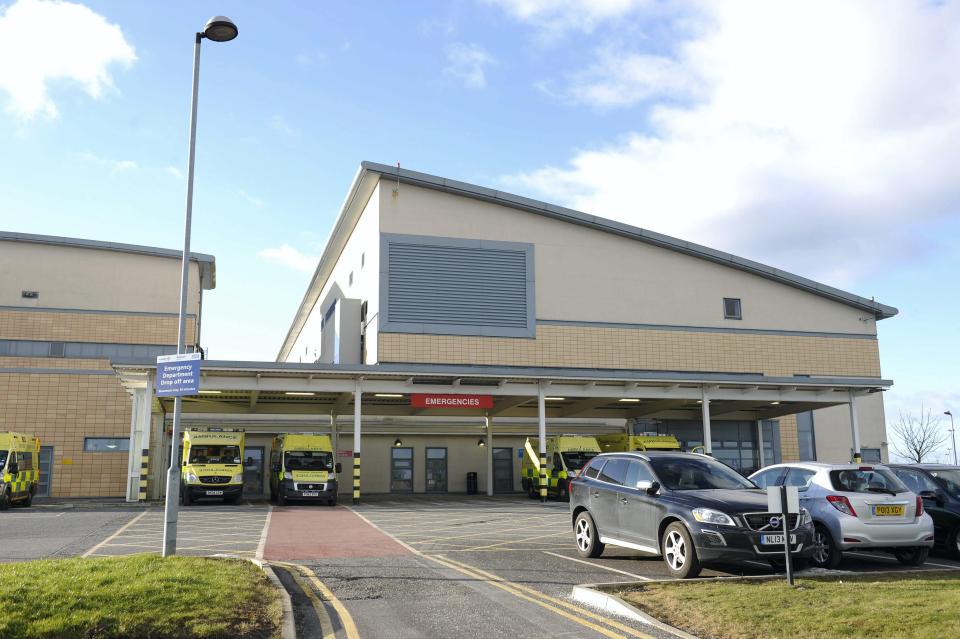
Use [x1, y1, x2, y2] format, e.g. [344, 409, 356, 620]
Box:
[569, 452, 814, 578]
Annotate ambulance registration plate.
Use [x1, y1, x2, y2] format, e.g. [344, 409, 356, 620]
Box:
[302, 491, 319, 497]
[205, 490, 224, 496]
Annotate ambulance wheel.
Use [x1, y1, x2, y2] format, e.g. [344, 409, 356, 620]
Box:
[574, 511, 605, 558]
[227, 495, 242, 506]
[328, 496, 338, 507]
[21, 489, 33, 508]
[269, 488, 277, 503]
[180, 487, 192, 507]
[278, 489, 288, 506]
[525, 480, 537, 499]
[558, 481, 569, 502]
[0, 488, 10, 511]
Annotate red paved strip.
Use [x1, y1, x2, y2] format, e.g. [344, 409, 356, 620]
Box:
[263, 506, 412, 560]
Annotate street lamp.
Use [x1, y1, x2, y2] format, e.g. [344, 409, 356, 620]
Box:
[162, 15, 238, 558]
[944, 410, 956, 466]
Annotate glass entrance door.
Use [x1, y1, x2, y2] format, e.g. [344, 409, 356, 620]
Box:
[391, 447, 414, 493]
[37, 446, 53, 497]
[243, 447, 265, 497]
[425, 447, 447, 492]
[493, 448, 514, 493]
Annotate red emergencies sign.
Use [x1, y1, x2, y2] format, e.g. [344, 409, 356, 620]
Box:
[410, 394, 494, 409]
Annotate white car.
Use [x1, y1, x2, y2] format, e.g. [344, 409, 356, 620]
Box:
[749, 462, 934, 568]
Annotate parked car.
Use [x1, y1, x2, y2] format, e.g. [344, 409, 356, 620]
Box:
[569, 452, 814, 578]
[749, 462, 934, 568]
[888, 464, 960, 558]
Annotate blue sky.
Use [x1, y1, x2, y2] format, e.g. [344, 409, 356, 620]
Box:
[0, 1, 958, 455]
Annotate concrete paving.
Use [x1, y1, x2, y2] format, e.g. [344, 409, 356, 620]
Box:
[0, 507, 141, 562]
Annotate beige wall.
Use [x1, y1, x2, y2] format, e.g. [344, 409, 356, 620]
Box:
[811, 393, 888, 463]
[287, 184, 381, 364]
[380, 324, 881, 378]
[379, 182, 878, 335]
[0, 242, 203, 315]
[0, 361, 131, 498]
[0, 310, 196, 346]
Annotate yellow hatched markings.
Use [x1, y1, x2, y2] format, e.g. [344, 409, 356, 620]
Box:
[403, 521, 569, 544]
[459, 530, 570, 552]
[426, 554, 649, 639]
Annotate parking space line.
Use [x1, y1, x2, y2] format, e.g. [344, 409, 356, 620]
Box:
[81, 510, 150, 558]
[845, 552, 960, 570]
[256, 505, 273, 560]
[542, 551, 651, 581]
[463, 531, 568, 551]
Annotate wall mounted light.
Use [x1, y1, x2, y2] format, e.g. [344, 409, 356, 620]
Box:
[394, 438, 403, 447]
[478, 439, 485, 447]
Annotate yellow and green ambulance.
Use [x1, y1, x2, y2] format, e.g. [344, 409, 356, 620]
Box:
[269, 433, 341, 506]
[521, 436, 600, 501]
[0, 432, 40, 510]
[180, 428, 245, 505]
[595, 433, 682, 453]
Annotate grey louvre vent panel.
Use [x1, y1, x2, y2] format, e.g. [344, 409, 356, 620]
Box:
[380, 234, 535, 338]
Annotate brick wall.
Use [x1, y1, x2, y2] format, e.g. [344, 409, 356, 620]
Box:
[0, 310, 195, 345]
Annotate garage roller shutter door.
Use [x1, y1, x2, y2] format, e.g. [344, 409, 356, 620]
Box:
[382, 234, 535, 337]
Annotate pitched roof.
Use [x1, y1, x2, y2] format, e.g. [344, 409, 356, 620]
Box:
[277, 162, 896, 361]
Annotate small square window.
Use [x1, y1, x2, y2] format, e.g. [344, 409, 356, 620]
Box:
[84, 437, 130, 452]
[723, 297, 742, 320]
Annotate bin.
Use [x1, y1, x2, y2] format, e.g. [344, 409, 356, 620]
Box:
[466, 471, 478, 495]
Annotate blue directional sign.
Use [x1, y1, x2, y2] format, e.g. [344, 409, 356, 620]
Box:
[156, 352, 201, 397]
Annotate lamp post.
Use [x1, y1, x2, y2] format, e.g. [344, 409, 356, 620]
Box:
[162, 16, 238, 558]
[946, 411, 956, 466]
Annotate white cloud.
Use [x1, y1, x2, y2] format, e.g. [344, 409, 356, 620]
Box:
[165, 166, 183, 179]
[485, 0, 649, 37]
[239, 189, 264, 208]
[0, 0, 135, 119]
[258, 245, 318, 274]
[110, 159, 137, 175]
[505, 0, 960, 287]
[267, 114, 297, 137]
[444, 43, 494, 89]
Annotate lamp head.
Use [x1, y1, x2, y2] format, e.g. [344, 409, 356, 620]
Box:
[202, 16, 238, 42]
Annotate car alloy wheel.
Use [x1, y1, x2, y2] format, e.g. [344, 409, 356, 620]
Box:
[664, 530, 686, 571]
[812, 528, 830, 565]
[575, 518, 592, 553]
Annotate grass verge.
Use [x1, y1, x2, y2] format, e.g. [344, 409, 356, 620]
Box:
[0, 554, 281, 639]
[620, 572, 960, 639]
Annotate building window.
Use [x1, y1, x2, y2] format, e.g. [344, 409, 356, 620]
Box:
[796, 411, 817, 461]
[860, 448, 881, 463]
[83, 437, 130, 452]
[723, 298, 742, 320]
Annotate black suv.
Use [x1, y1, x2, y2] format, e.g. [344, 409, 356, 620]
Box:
[888, 464, 960, 558]
[569, 452, 815, 578]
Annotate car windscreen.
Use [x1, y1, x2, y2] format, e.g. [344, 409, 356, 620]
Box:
[829, 468, 907, 495]
[929, 469, 960, 498]
[649, 457, 756, 490]
[188, 445, 241, 464]
[561, 451, 598, 471]
[285, 451, 334, 471]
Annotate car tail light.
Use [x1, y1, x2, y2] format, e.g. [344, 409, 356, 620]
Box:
[916, 495, 924, 517]
[826, 495, 858, 517]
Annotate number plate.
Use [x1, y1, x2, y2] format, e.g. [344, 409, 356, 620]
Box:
[760, 534, 797, 545]
[205, 490, 224, 496]
[302, 491, 319, 497]
[873, 505, 904, 516]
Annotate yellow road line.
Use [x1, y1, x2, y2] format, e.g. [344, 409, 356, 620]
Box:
[426, 554, 637, 639]
[437, 554, 654, 639]
[286, 562, 361, 639]
[81, 510, 150, 558]
[275, 564, 336, 639]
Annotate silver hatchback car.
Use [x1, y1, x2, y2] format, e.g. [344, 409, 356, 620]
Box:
[750, 462, 934, 568]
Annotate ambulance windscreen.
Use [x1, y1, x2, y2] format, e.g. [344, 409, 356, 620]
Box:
[561, 451, 598, 471]
[188, 445, 241, 465]
[284, 451, 334, 471]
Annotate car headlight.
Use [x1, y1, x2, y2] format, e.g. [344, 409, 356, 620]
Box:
[692, 507, 737, 526]
[184, 472, 199, 484]
[283, 471, 293, 480]
[800, 507, 812, 526]
[232, 474, 243, 483]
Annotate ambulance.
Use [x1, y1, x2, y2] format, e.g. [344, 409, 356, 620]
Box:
[595, 433, 682, 453]
[521, 436, 600, 501]
[269, 433, 341, 506]
[180, 428, 245, 505]
[0, 432, 40, 510]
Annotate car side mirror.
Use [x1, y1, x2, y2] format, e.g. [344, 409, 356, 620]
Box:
[335, 463, 343, 474]
[272, 463, 281, 473]
[637, 479, 660, 495]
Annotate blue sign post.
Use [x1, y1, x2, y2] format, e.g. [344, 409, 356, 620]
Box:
[156, 352, 201, 397]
